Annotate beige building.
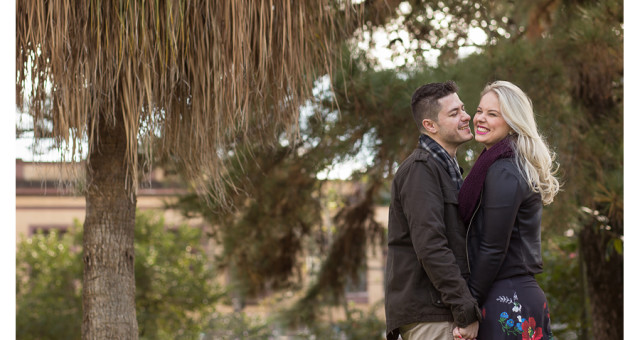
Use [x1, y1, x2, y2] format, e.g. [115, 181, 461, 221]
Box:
[15, 159, 388, 321]
[16, 159, 202, 240]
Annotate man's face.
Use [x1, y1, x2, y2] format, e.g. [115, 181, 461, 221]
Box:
[430, 93, 473, 151]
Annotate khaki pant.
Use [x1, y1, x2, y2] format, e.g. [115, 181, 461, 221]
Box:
[399, 321, 455, 340]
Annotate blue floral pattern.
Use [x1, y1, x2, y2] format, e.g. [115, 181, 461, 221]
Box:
[497, 311, 522, 336]
[493, 291, 554, 339]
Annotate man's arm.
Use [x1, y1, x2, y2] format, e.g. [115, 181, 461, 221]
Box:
[400, 161, 480, 327]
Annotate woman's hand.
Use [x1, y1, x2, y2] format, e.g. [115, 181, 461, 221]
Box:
[452, 326, 464, 339]
[452, 321, 478, 340]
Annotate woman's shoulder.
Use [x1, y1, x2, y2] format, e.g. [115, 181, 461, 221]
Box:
[487, 157, 518, 174]
[487, 158, 531, 191]
[486, 158, 523, 184]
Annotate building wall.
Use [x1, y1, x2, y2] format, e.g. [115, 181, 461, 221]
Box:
[16, 159, 203, 239]
[16, 195, 85, 239]
[16, 195, 205, 240]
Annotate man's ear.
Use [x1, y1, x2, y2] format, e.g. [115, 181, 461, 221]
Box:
[422, 118, 438, 135]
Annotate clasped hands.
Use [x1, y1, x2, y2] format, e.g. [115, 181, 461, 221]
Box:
[452, 320, 478, 340]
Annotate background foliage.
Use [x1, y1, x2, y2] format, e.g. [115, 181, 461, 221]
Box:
[17, 211, 223, 340]
[17, 228, 82, 339]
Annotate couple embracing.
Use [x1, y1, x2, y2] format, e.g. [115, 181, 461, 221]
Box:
[384, 80, 560, 340]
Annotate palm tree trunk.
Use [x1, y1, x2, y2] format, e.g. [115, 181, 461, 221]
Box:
[82, 110, 138, 339]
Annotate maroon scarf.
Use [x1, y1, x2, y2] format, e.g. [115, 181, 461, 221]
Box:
[458, 136, 515, 225]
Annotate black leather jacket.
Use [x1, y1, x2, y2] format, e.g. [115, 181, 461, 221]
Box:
[466, 158, 544, 306]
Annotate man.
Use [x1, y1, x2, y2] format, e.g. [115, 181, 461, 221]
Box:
[385, 81, 481, 340]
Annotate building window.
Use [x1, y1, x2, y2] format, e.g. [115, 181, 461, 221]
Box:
[28, 225, 69, 237]
[345, 265, 368, 304]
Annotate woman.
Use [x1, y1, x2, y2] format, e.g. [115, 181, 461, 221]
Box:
[454, 81, 560, 340]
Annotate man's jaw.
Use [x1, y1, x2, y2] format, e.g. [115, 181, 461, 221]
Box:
[459, 124, 473, 138]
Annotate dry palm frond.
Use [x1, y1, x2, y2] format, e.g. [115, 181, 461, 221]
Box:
[17, 0, 362, 206]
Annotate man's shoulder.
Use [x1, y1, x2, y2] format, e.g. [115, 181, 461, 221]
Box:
[398, 148, 434, 167]
[393, 148, 443, 182]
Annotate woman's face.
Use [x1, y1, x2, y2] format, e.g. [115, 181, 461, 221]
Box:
[474, 91, 511, 149]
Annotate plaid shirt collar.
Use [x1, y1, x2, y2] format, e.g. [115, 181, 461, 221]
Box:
[418, 134, 464, 189]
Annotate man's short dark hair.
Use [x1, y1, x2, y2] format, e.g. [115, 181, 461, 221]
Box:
[411, 81, 459, 132]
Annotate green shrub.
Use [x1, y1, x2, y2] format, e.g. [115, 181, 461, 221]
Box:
[16, 211, 223, 340]
[17, 228, 83, 339]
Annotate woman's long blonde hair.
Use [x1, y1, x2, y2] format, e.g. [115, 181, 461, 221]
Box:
[481, 81, 560, 205]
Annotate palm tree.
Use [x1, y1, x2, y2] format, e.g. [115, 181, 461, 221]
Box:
[16, 1, 361, 338]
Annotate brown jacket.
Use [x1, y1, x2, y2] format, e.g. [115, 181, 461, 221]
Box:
[384, 148, 481, 340]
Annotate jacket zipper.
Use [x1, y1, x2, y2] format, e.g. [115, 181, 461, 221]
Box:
[465, 190, 483, 273]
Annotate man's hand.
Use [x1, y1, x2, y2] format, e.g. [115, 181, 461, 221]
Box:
[452, 321, 479, 340]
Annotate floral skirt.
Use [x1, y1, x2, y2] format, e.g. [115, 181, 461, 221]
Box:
[477, 275, 553, 340]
